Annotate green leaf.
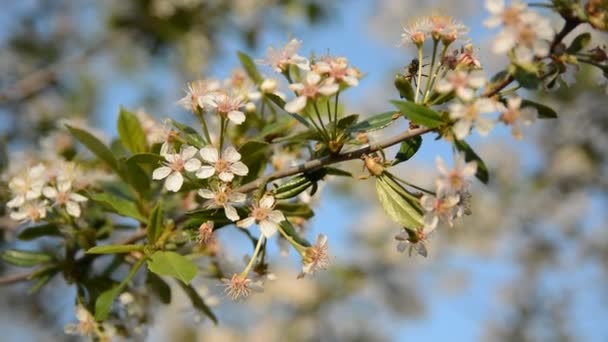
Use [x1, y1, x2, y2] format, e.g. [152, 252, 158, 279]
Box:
[177, 282, 218, 324]
[117, 107, 148, 154]
[147, 251, 197, 284]
[513, 67, 540, 90]
[66, 125, 119, 172]
[95, 287, 120, 321]
[521, 99, 558, 119]
[254, 117, 293, 142]
[127, 153, 163, 165]
[454, 140, 489, 184]
[325, 167, 352, 177]
[28, 267, 58, 294]
[171, 120, 206, 148]
[567, 33, 591, 54]
[147, 202, 164, 243]
[122, 158, 151, 195]
[393, 136, 422, 165]
[86, 244, 143, 254]
[348, 111, 400, 133]
[17, 224, 61, 241]
[266, 93, 311, 128]
[279, 220, 311, 247]
[238, 140, 270, 183]
[375, 176, 423, 229]
[336, 114, 359, 130]
[394, 74, 415, 101]
[146, 271, 172, 304]
[237, 51, 263, 84]
[275, 202, 315, 219]
[391, 100, 444, 128]
[1, 249, 52, 267]
[89, 192, 147, 222]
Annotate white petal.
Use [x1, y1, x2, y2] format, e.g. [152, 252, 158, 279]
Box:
[259, 195, 275, 209]
[319, 83, 339, 96]
[435, 79, 453, 93]
[43, 186, 58, 199]
[224, 205, 240, 221]
[69, 193, 88, 203]
[453, 120, 472, 140]
[475, 118, 494, 136]
[284, 96, 307, 113]
[485, 0, 504, 14]
[10, 211, 28, 221]
[165, 172, 183, 192]
[228, 111, 246, 125]
[222, 146, 241, 163]
[184, 158, 202, 172]
[268, 210, 285, 223]
[58, 181, 72, 193]
[306, 72, 321, 85]
[423, 214, 439, 230]
[218, 171, 235, 182]
[181, 145, 198, 160]
[344, 76, 359, 87]
[229, 162, 249, 176]
[508, 96, 522, 110]
[492, 31, 516, 54]
[196, 166, 215, 179]
[229, 192, 247, 203]
[259, 220, 279, 238]
[420, 195, 436, 211]
[237, 217, 255, 228]
[199, 146, 219, 163]
[468, 72, 486, 88]
[66, 201, 81, 217]
[6, 196, 24, 208]
[456, 87, 474, 101]
[198, 189, 215, 199]
[152, 166, 172, 180]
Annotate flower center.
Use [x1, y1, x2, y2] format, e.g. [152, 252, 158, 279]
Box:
[251, 207, 269, 222]
[449, 172, 464, 190]
[501, 108, 519, 124]
[215, 159, 230, 173]
[301, 84, 318, 98]
[215, 191, 229, 205]
[56, 192, 69, 205]
[502, 8, 522, 26]
[170, 157, 185, 172]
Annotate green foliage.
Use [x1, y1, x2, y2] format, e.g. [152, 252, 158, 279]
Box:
[147, 251, 197, 284]
[275, 202, 315, 219]
[17, 223, 62, 241]
[171, 119, 207, 148]
[375, 175, 423, 229]
[177, 282, 218, 324]
[146, 272, 172, 304]
[454, 140, 490, 184]
[522, 99, 558, 119]
[147, 202, 164, 244]
[393, 136, 423, 165]
[567, 33, 591, 54]
[391, 100, 444, 128]
[279, 219, 311, 247]
[394, 74, 415, 101]
[348, 111, 400, 133]
[238, 51, 263, 84]
[117, 107, 148, 154]
[238, 140, 270, 183]
[67, 125, 119, 172]
[86, 244, 143, 254]
[88, 192, 147, 222]
[1, 249, 53, 267]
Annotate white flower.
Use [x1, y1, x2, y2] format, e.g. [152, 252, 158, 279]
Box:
[237, 195, 285, 238]
[64, 305, 96, 337]
[401, 18, 432, 46]
[420, 193, 460, 229]
[428, 14, 469, 44]
[257, 38, 310, 73]
[497, 96, 536, 139]
[197, 146, 249, 182]
[299, 234, 329, 278]
[43, 181, 88, 217]
[284, 72, 339, 113]
[435, 70, 486, 101]
[395, 226, 436, 257]
[313, 56, 361, 87]
[200, 92, 247, 125]
[484, 0, 528, 28]
[449, 98, 498, 139]
[198, 185, 246, 221]
[6, 163, 46, 208]
[435, 153, 478, 195]
[9, 199, 49, 223]
[152, 145, 201, 192]
[177, 79, 220, 112]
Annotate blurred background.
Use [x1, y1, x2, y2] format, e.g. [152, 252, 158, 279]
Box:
[1, 0, 608, 341]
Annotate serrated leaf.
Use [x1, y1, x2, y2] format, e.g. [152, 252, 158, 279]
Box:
[521, 99, 558, 119]
[237, 51, 263, 84]
[147, 251, 197, 284]
[454, 140, 489, 184]
[567, 33, 591, 54]
[86, 244, 143, 254]
[117, 107, 148, 154]
[147, 202, 164, 243]
[375, 177, 423, 229]
[391, 100, 444, 128]
[177, 282, 217, 324]
[394, 74, 415, 101]
[17, 224, 61, 241]
[348, 111, 400, 133]
[66, 125, 119, 172]
[146, 271, 172, 304]
[238, 140, 269, 183]
[1, 249, 53, 267]
[89, 192, 147, 222]
[393, 136, 422, 165]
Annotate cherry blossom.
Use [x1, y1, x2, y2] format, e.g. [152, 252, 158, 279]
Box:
[43, 180, 88, 218]
[198, 185, 246, 221]
[435, 153, 478, 196]
[196, 146, 249, 182]
[449, 98, 498, 139]
[284, 72, 339, 113]
[237, 195, 285, 238]
[200, 92, 247, 125]
[435, 70, 486, 101]
[257, 38, 310, 73]
[299, 234, 329, 278]
[152, 145, 201, 192]
[498, 96, 536, 139]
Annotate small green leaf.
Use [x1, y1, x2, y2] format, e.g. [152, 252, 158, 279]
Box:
[86, 244, 143, 254]
[147, 251, 197, 284]
[375, 176, 423, 229]
[275, 202, 315, 219]
[147, 202, 164, 243]
[171, 120, 206, 148]
[325, 167, 352, 177]
[393, 136, 422, 165]
[1, 249, 53, 267]
[394, 74, 415, 101]
[237, 51, 263, 84]
[391, 100, 444, 128]
[336, 114, 359, 130]
[117, 107, 148, 154]
[122, 158, 151, 195]
[512, 67, 540, 90]
[66, 125, 119, 172]
[454, 140, 489, 184]
[266, 93, 311, 128]
[238, 141, 270, 183]
[89, 192, 147, 222]
[28, 267, 58, 294]
[95, 287, 120, 321]
[521, 99, 558, 119]
[17, 224, 61, 241]
[127, 153, 163, 165]
[279, 220, 311, 247]
[177, 282, 218, 324]
[348, 111, 400, 133]
[146, 272, 172, 304]
[567, 33, 591, 54]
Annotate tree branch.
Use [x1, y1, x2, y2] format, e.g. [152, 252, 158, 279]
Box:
[0, 269, 37, 285]
[236, 126, 435, 193]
